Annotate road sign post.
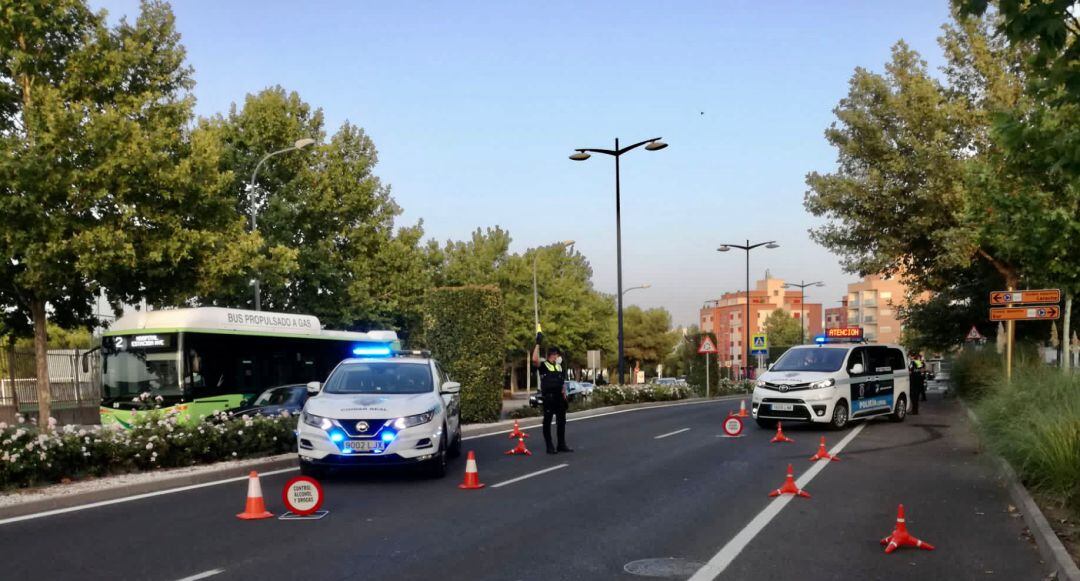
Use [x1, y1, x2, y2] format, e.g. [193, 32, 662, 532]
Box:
[698, 336, 717, 398]
[989, 289, 1061, 382]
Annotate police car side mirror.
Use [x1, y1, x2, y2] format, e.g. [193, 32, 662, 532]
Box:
[306, 381, 322, 395]
[849, 363, 865, 375]
[440, 381, 461, 394]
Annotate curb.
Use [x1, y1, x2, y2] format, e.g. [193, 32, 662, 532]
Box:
[0, 454, 299, 521]
[962, 402, 1080, 581]
[0, 394, 746, 521]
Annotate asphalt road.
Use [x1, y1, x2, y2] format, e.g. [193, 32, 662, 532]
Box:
[0, 396, 1047, 581]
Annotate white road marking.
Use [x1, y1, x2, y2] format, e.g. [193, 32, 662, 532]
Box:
[0, 467, 298, 527]
[463, 397, 738, 441]
[490, 463, 569, 488]
[175, 568, 225, 581]
[654, 428, 691, 440]
[687, 423, 866, 581]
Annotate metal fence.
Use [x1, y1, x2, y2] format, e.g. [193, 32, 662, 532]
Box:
[0, 348, 101, 411]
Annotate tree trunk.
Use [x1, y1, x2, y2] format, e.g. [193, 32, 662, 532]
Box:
[31, 299, 51, 430]
[1063, 294, 1072, 371]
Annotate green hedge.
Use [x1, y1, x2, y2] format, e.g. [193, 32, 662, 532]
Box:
[424, 286, 506, 423]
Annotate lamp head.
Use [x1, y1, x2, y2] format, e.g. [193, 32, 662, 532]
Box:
[569, 151, 591, 161]
[293, 138, 316, 149]
[717, 246, 731, 252]
[645, 139, 668, 151]
[765, 242, 780, 249]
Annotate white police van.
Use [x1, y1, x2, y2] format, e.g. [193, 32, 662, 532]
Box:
[752, 342, 910, 429]
[297, 347, 462, 478]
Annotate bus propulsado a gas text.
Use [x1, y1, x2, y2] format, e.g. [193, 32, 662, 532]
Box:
[98, 307, 398, 426]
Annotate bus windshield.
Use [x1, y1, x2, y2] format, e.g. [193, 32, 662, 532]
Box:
[324, 362, 432, 395]
[101, 334, 181, 404]
[771, 347, 848, 373]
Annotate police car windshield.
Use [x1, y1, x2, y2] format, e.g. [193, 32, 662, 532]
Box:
[324, 361, 433, 394]
[771, 348, 848, 372]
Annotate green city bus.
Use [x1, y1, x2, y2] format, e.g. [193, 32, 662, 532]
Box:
[99, 307, 398, 426]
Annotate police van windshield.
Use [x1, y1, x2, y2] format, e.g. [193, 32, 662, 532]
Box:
[771, 347, 848, 372]
[323, 362, 432, 394]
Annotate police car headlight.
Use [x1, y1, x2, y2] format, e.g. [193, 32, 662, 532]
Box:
[302, 411, 332, 430]
[755, 380, 766, 388]
[393, 407, 437, 430]
[809, 378, 835, 389]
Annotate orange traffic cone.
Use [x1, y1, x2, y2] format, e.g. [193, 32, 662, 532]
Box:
[505, 436, 532, 456]
[768, 464, 810, 498]
[770, 422, 794, 443]
[881, 504, 935, 554]
[458, 451, 485, 489]
[236, 471, 274, 520]
[809, 436, 840, 461]
[728, 400, 749, 418]
[508, 420, 530, 439]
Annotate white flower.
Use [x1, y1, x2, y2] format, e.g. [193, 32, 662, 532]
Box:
[145, 442, 153, 450]
[16, 415, 25, 424]
[81, 446, 87, 452]
[0, 422, 6, 429]
[231, 452, 237, 457]
[47, 417, 57, 428]
[237, 430, 244, 436]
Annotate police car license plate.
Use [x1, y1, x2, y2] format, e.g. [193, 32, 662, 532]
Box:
[771, 403, 794, 412]
[344, 440, 381, 452]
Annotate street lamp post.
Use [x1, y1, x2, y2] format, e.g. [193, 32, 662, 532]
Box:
[783, 280, 824, 344]
[530, 240, 575, 393]
[570, 137, 667, 385]
[248, 138, 316, 311]
[621, 283, 651, 297]
[717, 240, 779, 379]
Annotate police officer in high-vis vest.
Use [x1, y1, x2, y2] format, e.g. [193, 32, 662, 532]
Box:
[532, 331, 572, 454]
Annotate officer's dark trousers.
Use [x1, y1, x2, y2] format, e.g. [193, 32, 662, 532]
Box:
[911, 379, 925, 414]
[542, 392, 567, 449]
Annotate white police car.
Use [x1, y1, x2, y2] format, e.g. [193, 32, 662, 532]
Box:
[752, 342, 910, 430]
[297, 348, 462, 478]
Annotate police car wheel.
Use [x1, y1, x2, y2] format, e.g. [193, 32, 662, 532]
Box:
[300, 462, 327, 479]
[424, 434, 449, 478]
[830, 401, 849, 430]
[448, 424, 462, 458]
[889, 394, 907, 423]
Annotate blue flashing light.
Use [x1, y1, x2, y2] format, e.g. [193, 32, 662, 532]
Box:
[329, 431, 345, 443]
[352, 344, 393, 357]
[381, 430, 397, 443]
[814, 334, 827, 344]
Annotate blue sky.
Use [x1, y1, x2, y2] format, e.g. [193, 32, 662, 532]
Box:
[96, 0, 954, 325]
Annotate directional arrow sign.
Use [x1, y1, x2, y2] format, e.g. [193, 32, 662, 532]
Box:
[989, 289, 1061, 306]
[989, 306, 1061, 321]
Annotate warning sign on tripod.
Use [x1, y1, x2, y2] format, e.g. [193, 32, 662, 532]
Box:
[280, 476, 328, 520]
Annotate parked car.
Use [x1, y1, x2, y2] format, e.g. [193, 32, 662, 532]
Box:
[227, 384, 309, 419]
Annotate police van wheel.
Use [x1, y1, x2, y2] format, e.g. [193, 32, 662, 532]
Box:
[889, 395, 907, 423]
[830, 401, 849, 430]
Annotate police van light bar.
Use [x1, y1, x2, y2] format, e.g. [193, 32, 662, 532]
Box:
[352, 345, 393, 357]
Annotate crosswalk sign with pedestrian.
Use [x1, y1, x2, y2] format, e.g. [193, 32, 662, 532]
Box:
[752, 333, 768, 350]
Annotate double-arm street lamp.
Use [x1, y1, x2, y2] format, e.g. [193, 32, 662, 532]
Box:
[248, 137, 317, 311]
[570, 137, 668, 384]
[783, 280, 824, 344]
[717, 240, 779, 379]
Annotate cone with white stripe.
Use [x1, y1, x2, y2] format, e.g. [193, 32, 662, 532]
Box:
[881, 504, 934, 554]
[729, 400, 749, 418]
[236, 471, 273, 519]
[768, 464, 810, 498]
[505, 435, 532, 456]
[809, 436, 840, 461]
[508, 420, 529, 439]
[458, 450, 485, 489]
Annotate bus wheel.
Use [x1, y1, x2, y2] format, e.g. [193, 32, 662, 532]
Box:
[830, 401, 849, 430]
[889, 395, 907, 423]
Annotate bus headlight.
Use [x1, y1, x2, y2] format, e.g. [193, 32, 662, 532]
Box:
[302, 411, 332, 430]
[393, 407, 436, 430]
[809, 378, 835, 389]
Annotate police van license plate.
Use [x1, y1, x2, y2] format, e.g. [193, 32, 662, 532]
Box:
[771, 403, 794, 412]
[344, 440, 382, 452]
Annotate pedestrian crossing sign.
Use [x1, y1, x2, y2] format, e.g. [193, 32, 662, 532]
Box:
[752, 333, 768, 350]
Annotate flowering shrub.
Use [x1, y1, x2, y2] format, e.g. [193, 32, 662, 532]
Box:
[508, 384, 693, 419]
[0, 407, 297, 490]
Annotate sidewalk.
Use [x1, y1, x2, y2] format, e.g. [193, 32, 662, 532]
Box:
[500, 392, 531, 419]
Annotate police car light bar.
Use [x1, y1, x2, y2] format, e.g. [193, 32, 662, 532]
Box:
[352, 344, 393, 357]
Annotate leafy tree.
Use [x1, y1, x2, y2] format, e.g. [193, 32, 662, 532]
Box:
[762, 309, 803, 346]
[0, 1, 264, 425]
[199, 87, 430, 337]
[622, 306, 677, 372]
